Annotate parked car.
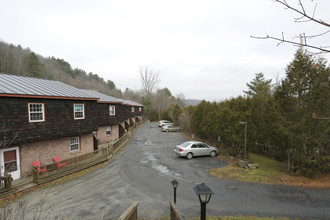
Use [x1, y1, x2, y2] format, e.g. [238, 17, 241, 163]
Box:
[162, 124, 181, 132]
[160, 122, 173, 128]
[158, 120, 172, 127]
[174, 141, 218, 159]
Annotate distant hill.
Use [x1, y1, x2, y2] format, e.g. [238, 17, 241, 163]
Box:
[184, 99, 202, 106]
[0, 41, 124, 99]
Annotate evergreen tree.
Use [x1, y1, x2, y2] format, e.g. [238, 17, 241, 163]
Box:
[244, 73, 275, 154]
[4, 50, 16, 74]
[275, 50, 330, 176]
[23, 52, 43, 77]
[244, 72, 272, 97]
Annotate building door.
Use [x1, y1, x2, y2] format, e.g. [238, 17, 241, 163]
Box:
[93, 134, 98, 151]
[0, 147, 20, 180]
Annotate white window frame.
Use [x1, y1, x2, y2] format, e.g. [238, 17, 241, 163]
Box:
[109, 105, 115, 116]
[70, 137, 80, 152]
[131, 107, 134, 112]
[106, 126, 111, 136]
[28, 103, 45, 122]
[74, 104, 85, 120]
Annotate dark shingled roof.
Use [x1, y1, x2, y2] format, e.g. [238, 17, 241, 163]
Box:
[0, 73, 98, 100]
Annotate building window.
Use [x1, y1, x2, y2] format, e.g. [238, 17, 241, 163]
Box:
[139, 107, 142, 112]
[109, 105, 115, 115]
[70, 137, 79, 151]
[28, 103, 45, 122]
[74, 104, 84, 119]
[106, 126, 111, 136]
[131, 107, 134, 112]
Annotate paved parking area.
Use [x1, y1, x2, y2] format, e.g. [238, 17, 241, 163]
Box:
[11, 122, 330, 219]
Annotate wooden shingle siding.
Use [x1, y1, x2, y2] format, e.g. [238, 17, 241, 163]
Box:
[80, 89, 143, 127]
[118, 105, 133, 124]
[95, 103, 132, 126]
[0, 97, 98, 146]
[130, 106, 144, 117]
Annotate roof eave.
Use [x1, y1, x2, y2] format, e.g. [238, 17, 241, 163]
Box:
[97, 101, 123, 104]
[0, 93, 99, 101]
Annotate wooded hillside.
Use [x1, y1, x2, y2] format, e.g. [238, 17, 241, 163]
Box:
[0, 41, 125, 99]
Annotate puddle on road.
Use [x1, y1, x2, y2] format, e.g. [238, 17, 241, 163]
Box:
[140, 140, 181, 178]
[136, 139, 210, 185]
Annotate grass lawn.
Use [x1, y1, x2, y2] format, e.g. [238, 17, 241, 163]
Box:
[209, 153, 330, 189]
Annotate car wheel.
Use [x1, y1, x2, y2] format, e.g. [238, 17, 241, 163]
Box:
[166, 129, 169, 132]
[186, 153, 193, 160]
[210, 151, 216, 157]
[178, 129, 181, 132]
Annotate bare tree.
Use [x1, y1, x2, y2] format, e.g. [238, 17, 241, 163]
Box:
[139, 66, 160, 97]
[152, 89, 172, 117]
[251, 0, 330, 53]
[178, 110, 192, 133]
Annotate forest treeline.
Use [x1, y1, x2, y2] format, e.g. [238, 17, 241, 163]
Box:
[167, 51, 329, 178]
[0, 40, 184, 115]
[0, 41, 136, 101]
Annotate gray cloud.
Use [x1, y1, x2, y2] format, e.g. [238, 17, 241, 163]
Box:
[1, 0, 329, 101]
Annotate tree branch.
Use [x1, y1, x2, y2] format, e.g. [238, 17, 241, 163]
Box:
[251, 1, 330, 54]
[274, 0, 330, 27]
[250, 34, 330, 53]
[302, 30, 330, 39]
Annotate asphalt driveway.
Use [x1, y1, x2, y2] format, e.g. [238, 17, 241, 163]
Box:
[11, 122, 330, 219]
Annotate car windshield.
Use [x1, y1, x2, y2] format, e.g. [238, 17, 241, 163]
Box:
[179, 142, 193, 148]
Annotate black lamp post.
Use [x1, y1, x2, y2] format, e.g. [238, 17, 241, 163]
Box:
[193, 183, 214, 220]
[171, 179, 179, 204]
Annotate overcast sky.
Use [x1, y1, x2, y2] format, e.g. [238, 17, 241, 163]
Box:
[1, 0, 329, 101]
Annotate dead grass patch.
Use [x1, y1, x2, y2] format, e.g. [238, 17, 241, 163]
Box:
[210, 153, 330, 189]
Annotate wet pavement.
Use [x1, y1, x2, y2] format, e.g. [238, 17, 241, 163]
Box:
[11, 122, 330, 219]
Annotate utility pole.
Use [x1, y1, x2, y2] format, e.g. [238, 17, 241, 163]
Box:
[300, 34, 304, 54]
[239, 121, 247, 160]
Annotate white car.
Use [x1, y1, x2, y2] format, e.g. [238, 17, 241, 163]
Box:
[162, 124, 181, 132]
[161, 122, 173, 128]
[174, 141, 218, 159]
[158, 120, 172, 127]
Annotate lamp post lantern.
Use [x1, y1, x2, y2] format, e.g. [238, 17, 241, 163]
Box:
[239, 121, 247, 160]
[171, 179, 179, 204]
[193, 183, 214, 220]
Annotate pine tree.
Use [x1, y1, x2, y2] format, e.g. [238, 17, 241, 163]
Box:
[23, 52, 43, 77]
[275, 50, 330, 176]
[244, 73, 274, 154]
